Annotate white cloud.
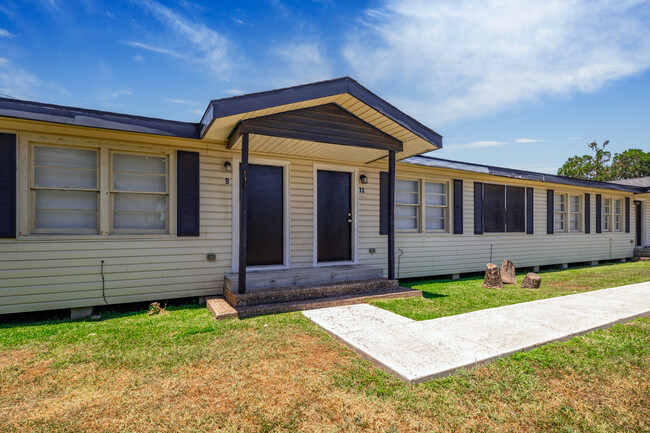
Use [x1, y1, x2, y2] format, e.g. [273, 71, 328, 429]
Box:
[0, 57, 41, 99]
[110, 89, 132, 98]
[0, 29, 16, 38]
[515, 138, 547, 143]
[97, 88, 132, 105]
[165, 98, 195, 104]
[447, 140, 507, 150]
[272, 41, 332, 86]
[225, 89, 244, 96]
[138, 0, 230, 76]
[515, 163, 563, 174]
[344, 0, 650, 125]
[122, 41, 184, 59]
[569, 137, 584, 140]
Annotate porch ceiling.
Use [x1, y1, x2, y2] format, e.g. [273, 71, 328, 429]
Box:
[200, 78, 442, 160]
[232, 134, 389, 164]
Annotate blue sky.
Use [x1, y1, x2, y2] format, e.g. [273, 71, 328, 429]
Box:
[1, 0, 649, 173]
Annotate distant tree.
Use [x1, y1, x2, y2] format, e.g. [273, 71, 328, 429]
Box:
[558, 141, 650, 181]
[609, 148, 650, 179]
[557, 140, 612, 181]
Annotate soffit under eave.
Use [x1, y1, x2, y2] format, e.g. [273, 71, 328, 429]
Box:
[202, 93, 439, 158]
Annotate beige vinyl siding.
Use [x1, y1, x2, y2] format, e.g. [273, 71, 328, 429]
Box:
[0, 123, 235, 314]
[359, 162, 637, 279]
[289, 160, 315, 268]
[0, 116, 640, 314]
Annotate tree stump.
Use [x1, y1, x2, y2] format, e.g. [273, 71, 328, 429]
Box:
[483, 263, 504, 289]
[521, 272, 541, 289]
[501, 260, 516, 284]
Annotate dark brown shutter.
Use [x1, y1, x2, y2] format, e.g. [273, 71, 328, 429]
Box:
[453, 179, 463, 234]
[379, 171, 388, 235]
[547, 189, 554, 234]
[526, 187, 534, 234]
[176, 151, 200, 236]
[595, 194, 602, 233]
[474, 182, 483, 234]
[0, 133, 16, 239]
[584, 193, 591, 234]
[625, 197, 630, 233]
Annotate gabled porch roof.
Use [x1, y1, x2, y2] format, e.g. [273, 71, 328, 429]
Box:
[226, 103, 404, 164]
[200, 77, 442, 160]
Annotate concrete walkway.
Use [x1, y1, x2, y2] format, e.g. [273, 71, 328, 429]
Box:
[303, 282, 650, 383]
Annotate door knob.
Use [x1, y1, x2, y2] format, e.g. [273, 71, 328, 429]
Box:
[348, 213, 352, 217]
[348, 219, 352, 223]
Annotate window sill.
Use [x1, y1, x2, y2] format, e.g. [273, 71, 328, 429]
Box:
[17, 233, 178, 241]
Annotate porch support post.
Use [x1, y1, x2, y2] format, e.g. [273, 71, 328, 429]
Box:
[388, 150, 396, 280]
[238, 132, 249, 294]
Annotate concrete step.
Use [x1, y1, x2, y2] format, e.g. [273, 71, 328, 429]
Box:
[633, 247, 650, 258]
[225, 278, 399, 307]
[234, 286, 422, 318]
[225, 265, 383, 292]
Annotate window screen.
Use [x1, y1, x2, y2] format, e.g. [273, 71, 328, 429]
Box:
[395, 179, 419, 230]
[424, 181, 447, 231]
[505, 186, 525, 233]
[112, 153, 168, 232]
[483, 184, 505, 232]
[32, 146, 98, 232]
[483, 184, 526, 233]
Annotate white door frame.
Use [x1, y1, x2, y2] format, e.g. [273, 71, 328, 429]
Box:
[312, 163, 359, 267]
[231, 156, 291, 272]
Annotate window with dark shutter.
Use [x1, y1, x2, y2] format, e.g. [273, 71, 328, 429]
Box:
[481, 184, 525, 233]
[176, 151, 200, 236]
[0, 133, 16, 239]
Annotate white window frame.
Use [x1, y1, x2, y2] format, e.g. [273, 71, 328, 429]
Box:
[554, 193, 567, 233]
[395, 178, 420, 232]
[568, 194, 582, 233]
[26, 141, 175, 237]
[395, 177, 450, 233]
[554, 192, 583, 233]
[30, 144, 100, 234]
[423, 180, 449, 232]
[602, 197, 612, 232]
[613, 198, 623, 232]
[110, 150, 170, 235]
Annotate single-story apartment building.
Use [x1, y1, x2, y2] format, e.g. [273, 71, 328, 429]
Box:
[1, 77, 648, 315]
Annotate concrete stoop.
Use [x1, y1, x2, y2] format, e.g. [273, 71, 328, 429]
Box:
[634, 247, 650, 258]
[207, 278, 422, 319]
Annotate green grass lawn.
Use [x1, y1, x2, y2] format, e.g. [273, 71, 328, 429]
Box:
[0, 261, 649, 432]
[373, 261, 650, 320]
